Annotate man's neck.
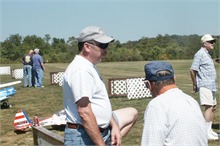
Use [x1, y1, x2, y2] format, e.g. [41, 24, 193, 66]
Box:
[158, 84, 177, 95]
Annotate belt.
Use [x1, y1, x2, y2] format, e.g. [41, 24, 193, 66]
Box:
[67, 122, 106, 132]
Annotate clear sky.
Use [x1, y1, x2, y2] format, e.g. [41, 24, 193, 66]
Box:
[0, 0, 219, 43]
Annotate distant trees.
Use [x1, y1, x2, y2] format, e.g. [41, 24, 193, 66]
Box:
[0, 34, 219, 63]
[1, 34, 23, 63]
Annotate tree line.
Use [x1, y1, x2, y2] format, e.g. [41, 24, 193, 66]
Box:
[0, 34, 219, 64]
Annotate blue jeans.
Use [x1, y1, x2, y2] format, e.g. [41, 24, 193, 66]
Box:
[23, 65, 32, 87]
[33, 68, 44, 87]
[64, 125, 111, 146]
[64, 113, 118, 146]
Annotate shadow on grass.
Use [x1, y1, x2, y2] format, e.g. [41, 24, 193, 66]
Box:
[0, 103, 14, 110]
[50, 125, 65, 131]
[14, 130, 29, 135]
[212, 123, 220, 130]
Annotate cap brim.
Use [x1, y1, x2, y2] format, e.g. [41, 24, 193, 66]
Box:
[204, 37, 217, 42]
[207, 38, 216, 41]
[94, 35, 114, 44]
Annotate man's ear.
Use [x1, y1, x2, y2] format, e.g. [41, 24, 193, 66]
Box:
[174, 75, 176, 83]
[147, 80, 152, 91]
[84, 42, 91, 52]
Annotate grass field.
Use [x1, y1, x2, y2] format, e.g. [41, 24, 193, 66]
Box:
[0, 60, 219, 146]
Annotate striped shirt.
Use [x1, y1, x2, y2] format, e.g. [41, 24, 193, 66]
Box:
[190, 47, 217, 91]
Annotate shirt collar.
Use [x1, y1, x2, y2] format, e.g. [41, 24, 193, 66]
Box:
[201, 47, 210, 54]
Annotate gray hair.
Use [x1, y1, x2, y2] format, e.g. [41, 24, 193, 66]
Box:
[34, 48, 40, 53]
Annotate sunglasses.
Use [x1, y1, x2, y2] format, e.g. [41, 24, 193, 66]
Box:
[87, 41, 109, 49]
[207, 40, 215, 44]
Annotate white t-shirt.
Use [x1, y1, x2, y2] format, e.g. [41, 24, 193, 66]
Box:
[141, 88, 207, 146]
[63, 55, 112, 128]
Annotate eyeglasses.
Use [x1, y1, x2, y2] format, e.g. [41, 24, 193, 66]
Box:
[86, 41, 109, 49]
[143, 80, 150, 88]
[207, 41, 215, 44]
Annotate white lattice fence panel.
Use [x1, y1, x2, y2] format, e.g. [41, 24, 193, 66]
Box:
[12, 69, 23, 79]
[0, 66, 11, 75]
[50, 72, 64, 86]
[126, 78, 151, 99]
[108, 77, 151, 99]
[109, 79, 127, 96]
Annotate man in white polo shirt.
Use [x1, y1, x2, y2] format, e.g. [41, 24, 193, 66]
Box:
[63, 26, 138, 146]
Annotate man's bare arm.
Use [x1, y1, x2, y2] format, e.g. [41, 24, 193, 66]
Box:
[190, 69, 197, 92]
[77, 97, 105, 146]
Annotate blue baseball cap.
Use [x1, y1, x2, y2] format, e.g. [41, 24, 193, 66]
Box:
[144, 61, 174, 81]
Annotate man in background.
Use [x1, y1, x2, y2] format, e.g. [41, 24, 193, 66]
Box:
[141, 61, 207, 146]
[190, 34, 218, 140]
[21, 49, 34, 87]
[32, 48, 45, 88]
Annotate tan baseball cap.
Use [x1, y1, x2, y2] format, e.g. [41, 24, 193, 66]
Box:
[201, 34, 216, 43]
[77, 26, 114, 43]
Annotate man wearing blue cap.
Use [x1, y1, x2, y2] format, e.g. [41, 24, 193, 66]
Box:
[141, 61, 207, 146]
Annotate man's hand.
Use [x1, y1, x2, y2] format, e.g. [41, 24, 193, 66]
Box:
[110, 118, 121, 146]
[192, 84, 197, 93]
[111, 126, 121, 146]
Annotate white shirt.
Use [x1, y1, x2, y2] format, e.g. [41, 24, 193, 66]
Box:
[63, 55, 112, 128]
[141, 88, 207, 146]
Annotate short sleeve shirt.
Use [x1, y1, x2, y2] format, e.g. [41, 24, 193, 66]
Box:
[22, 54, 32, 65]
[32, 54, 43, 70]
[190, 47, 217, 91]
[63, 55, 112, 128]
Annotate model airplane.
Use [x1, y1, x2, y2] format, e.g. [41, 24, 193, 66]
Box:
[0, 81, 21, 108]
[14, 109, 66, 131]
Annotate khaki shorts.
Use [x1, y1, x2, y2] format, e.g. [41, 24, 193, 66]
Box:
[199, 87, 217, 106]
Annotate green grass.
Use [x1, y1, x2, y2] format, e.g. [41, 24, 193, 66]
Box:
[0, 60, 219, 145]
